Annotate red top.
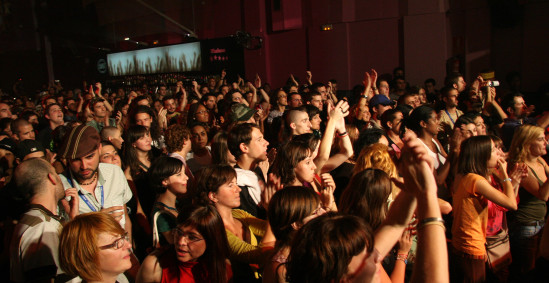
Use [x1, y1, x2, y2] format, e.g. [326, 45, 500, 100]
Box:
[160, 251, 232, 283]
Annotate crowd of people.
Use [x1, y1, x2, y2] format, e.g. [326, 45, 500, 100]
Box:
[1, 66, 549, 283]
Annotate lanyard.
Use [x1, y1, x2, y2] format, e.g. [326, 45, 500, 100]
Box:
[79, 185, 104, 212]
[66, 172, 104, 212]
[444, 109, 455, 125]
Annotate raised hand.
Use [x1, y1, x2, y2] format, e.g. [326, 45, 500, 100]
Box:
[306, 71, 312, 85]
[370, 68, 378, 86]
[254, 73, 262, 88]
[260, 173, 283, 210]
[320, 173, 336, 211]
[399, 130, 437, 196]
[289, 74, 298, 86]
[508, 162, 528, 184]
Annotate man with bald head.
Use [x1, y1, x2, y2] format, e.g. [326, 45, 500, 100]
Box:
[10, 158, 78, 282]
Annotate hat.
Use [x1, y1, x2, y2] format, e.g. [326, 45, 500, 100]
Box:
[0, 138, 16, 153]
[58, 125, 101, 159]
[15, 139, 45, 160]
[369, 95, 396, 107]
[229, 103, 257, 123]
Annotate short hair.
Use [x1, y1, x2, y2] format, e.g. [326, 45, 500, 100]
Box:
[380, 109, 402, 130]
[13, 158, 53, 201]
[444, 72, 463, 87]
[424, 78, 436, 85]
[100, 126, 120, 141]
[454, 114, 475, 130]
[44, 102, 63, 116]
[19, 110, 38, 122]
[148, 155, 184, 194]
[353, 128, 385, 156]
[508, 125, 545, 165]
[165, 124, 191, 153]
[457, 135, 492, 177]
[227, 123, 259, 159]
[10, 118, 30, 135]
[502, 93, 524, 112]
[339, 168, 392, 230]
[440, 85, 457, 99]
[194, 165, 237, 206]
[200, 93, 217, 104]
[161, 95, 176, 104]
[268, 186, 320, 247]
[309, 82, 325, 92]
[286, 213, 374, 283]
[303, 104, 321, 121]
[304, 91, 321, 103]
[59, 212, 126, 282]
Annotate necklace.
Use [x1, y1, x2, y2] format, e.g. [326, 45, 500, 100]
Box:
[80, 172, 97, 186]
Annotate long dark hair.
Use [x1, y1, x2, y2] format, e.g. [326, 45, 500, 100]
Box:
[122, 125, 154, 176]
[210, 131, 230, 165]
[286, 213, 374, 283]
[339, 168, 392, 230]
[193, 165, 237, 206]
[176, 205, 230, 283]
[457, 135, 492, 177]
[268, 186, 320, 249]
[148, 155, 184, 194]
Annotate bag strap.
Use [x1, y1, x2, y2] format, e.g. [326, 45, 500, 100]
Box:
[152, 210, 171, 248]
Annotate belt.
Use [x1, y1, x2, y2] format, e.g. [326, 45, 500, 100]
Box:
[521, 220, 544, 227]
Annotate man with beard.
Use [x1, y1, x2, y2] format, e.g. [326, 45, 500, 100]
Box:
[58, 125, 133, 238]
[63, 97, 79, 122]
[501, 94, 549, 149]
[438, 86, 463, 141]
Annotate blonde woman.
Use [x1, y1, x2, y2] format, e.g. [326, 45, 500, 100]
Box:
[507, 125, 549, 277]
[353, 143, 400, 201]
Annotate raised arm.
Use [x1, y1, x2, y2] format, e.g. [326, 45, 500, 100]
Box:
[313, 100, 348, 173]
[95, 82, 113, 112]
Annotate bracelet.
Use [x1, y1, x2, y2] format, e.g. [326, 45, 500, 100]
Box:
[419, 217, 444, 226]
[336, 131, 348, 137]
[372, 87, 377, 90]
[418, 217, 445, 231]
[396, 254, 408, 264]
[502, 178, 512, 183]
[418, 221, 446, 232]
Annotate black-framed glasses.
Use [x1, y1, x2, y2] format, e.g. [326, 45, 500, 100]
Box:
[99, 232, 129, 250]
[173, 228, 204, 243]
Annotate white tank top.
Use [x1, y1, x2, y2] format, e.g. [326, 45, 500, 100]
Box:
[418, 138, 446, 170]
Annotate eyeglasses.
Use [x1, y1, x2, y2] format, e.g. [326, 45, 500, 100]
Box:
[99, 232, 129, 250]
[173, 228, 204, 243]
[195, 110, 208, 115]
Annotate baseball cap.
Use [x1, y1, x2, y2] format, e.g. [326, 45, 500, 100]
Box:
[58, 125, 101, 159]
[0, 138, 16, 153]
[15, 139, 45, 160]
[229, 103, 257, 123]
[369, 95, 396, 107]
